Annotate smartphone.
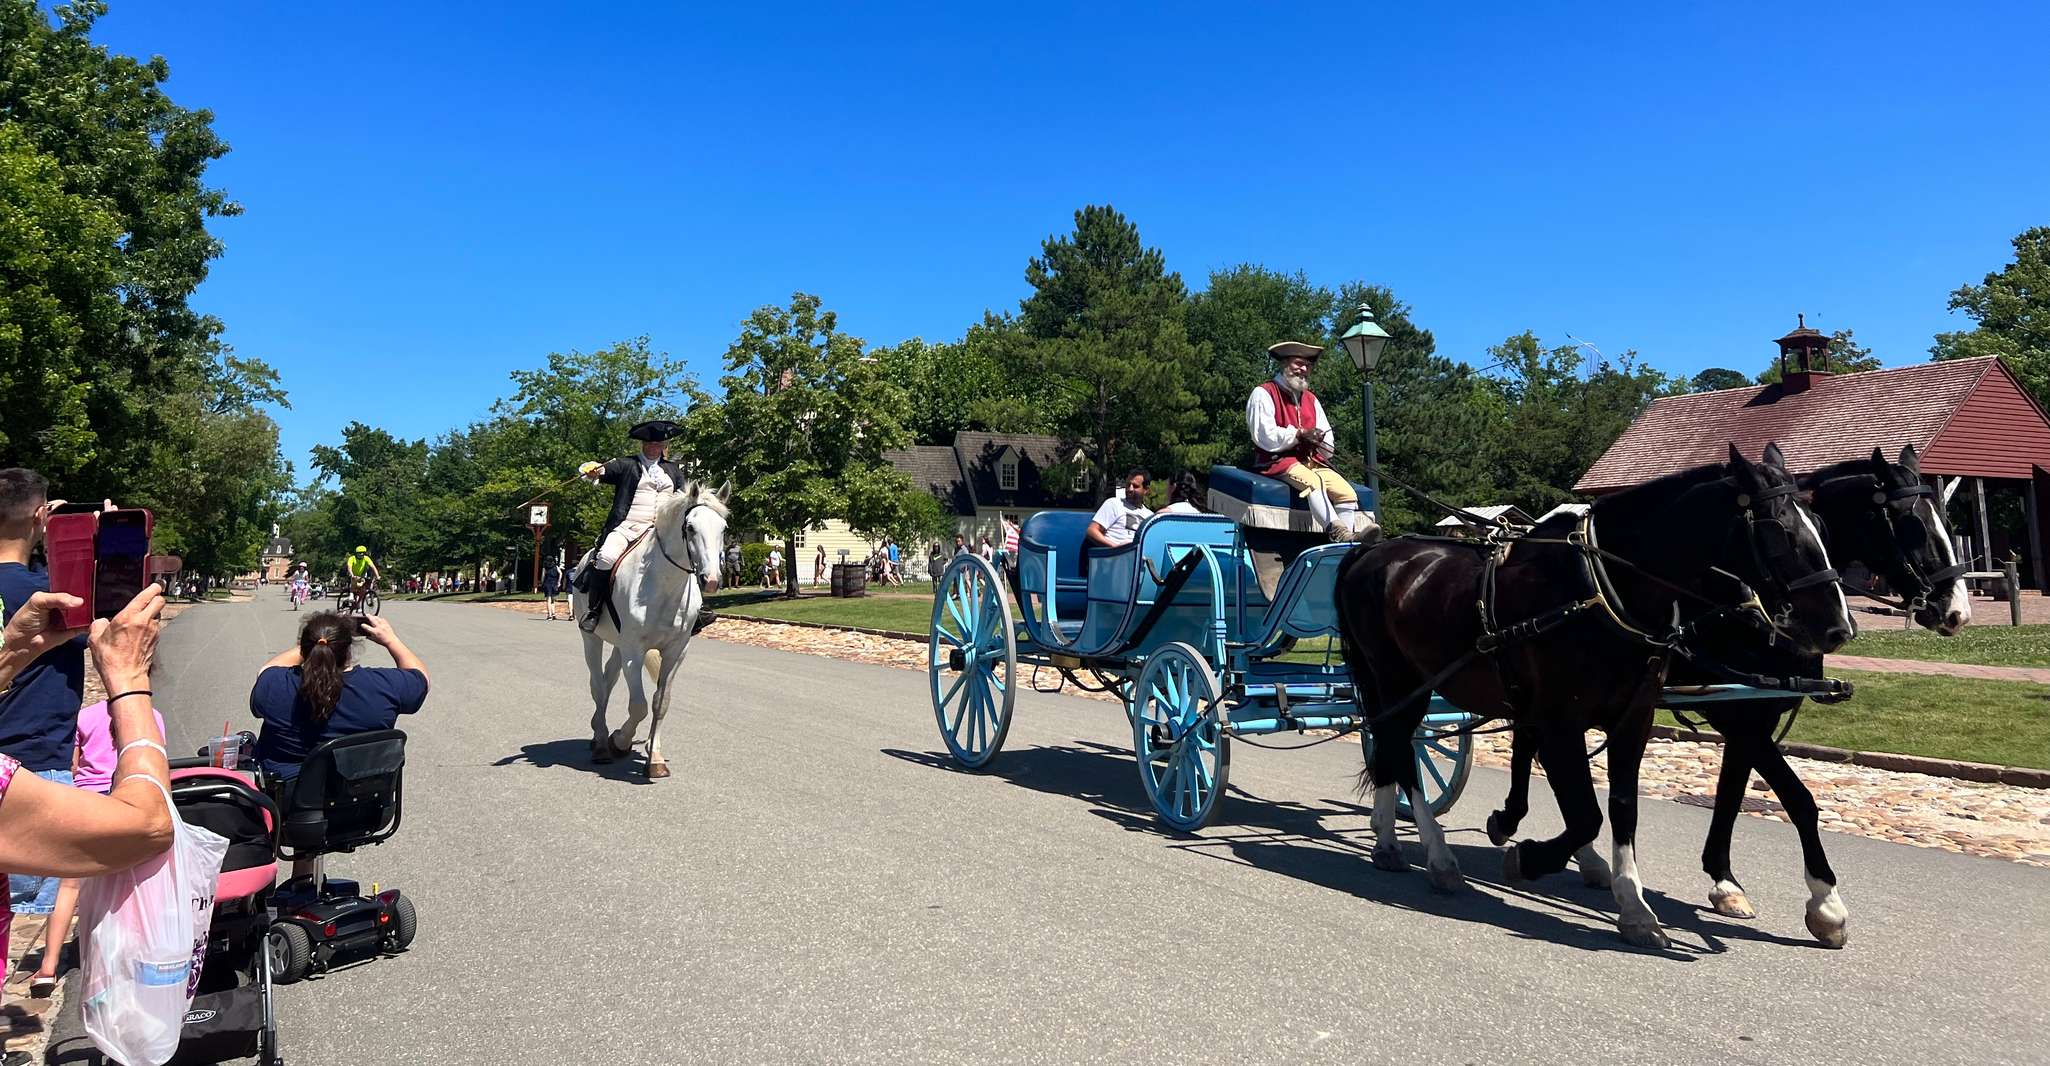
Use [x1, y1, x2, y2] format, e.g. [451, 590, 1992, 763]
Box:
[49, 501, 106, 516]
[44, 513, 98, 628]
[93, 509, 152, 619]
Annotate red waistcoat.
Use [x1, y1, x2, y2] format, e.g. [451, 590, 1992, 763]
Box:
[1254, 380, 1326, 476]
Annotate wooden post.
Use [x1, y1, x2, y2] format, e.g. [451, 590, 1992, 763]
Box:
[2005, 559, 2023, 627]
[2027, 476, 2046, 594]
[1973, 477, 1993, 573]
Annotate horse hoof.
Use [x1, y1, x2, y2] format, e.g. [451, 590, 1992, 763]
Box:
[1577, 853, 1614, 890]
[1427, 859, 1465, 894]
[646, 761, 671, 780]
[1805, 909, 1848, 949]
[608, 732, 634, 758]
[1485, 812, 1511, 848]
[591, 744, 614, 765]
[1619, 920, 1670, 950]
[1500, 845, 1525, 883]
[1709, 883, 1757, 919]
[1371, 843, 1407, 872]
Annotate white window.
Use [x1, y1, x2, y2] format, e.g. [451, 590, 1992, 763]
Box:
[1072, 469, 1088, 493]
[999, 459, 1019, 491]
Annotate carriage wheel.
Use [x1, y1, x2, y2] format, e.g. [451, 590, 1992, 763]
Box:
[1362, 716, 1474, 821]
[1132, 642, 1231, 832]
[929, 554, 1016, 769]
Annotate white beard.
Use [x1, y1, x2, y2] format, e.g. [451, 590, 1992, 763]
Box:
[1276, 371, 1309, 396]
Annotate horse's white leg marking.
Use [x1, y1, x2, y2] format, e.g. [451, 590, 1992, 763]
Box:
[1611, 842, 1667, 948]
[1804, 873, 1849, 948]
[1792, 504, 1852, 633]
[1370, 784, 1405, 870]
[1406, 785, 1463, 891]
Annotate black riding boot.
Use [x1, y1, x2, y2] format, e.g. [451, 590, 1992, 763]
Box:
[579, 568, 614, 633]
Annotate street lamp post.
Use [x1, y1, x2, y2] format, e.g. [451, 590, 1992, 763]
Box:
[1338, 303, 1392, 503]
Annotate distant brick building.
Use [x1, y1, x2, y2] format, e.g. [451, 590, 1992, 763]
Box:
[1578, 322, 2050, 590]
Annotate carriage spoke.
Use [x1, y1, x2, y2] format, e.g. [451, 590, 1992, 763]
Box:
[1421, 750, 1449, 791]
[940, 671, 968, 710]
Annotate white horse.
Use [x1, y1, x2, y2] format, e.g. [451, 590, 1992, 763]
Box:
[572, 480, 729, 779]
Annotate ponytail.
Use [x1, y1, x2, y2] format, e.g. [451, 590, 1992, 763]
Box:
[298, 612, 355, 720]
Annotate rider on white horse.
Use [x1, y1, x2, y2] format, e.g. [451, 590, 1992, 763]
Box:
[577, 419, 719, 634]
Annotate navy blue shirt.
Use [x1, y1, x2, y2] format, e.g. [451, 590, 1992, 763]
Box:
[250, 665, 428, 780]
[0, 562, 88, 771]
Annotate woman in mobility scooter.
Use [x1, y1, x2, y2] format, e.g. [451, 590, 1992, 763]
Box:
[248, 610, 428, 980]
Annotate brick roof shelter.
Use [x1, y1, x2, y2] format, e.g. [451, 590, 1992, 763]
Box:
[1576, 357, 2050, 491]
[1577, 355, 2050, 591]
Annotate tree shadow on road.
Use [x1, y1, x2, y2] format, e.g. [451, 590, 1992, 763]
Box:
[884, 741, 1822, 957]
[493, 738, 652, 785]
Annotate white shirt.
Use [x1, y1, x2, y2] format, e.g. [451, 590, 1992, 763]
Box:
[1245, 377, 1335, 461]
[637, 455, 675, 492]
[1090, 495, 1154, 547]
[623, 456, 678, 524]
[1160, 501, 1202, 515]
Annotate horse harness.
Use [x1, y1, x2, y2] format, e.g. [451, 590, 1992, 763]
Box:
[1370, 482, 1851, 731]
[1816, 476, 1970, 616]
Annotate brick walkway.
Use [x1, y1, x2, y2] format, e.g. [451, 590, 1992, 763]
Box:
[1826, 654, 2050, 684]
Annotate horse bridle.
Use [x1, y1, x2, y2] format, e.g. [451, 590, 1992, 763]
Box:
[1818, 476, 1970, 615]
[1727, 482, 1842, 635]
[651, 503, 709, 577]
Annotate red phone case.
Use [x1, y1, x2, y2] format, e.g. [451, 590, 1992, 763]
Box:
[44, 512, 98, 630]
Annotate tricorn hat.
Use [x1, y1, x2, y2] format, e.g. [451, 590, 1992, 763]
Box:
[1267, 341, 1325, 362]
[628, 419, 682, 442]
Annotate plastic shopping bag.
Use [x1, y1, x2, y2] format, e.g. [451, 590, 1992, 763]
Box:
[77, 779, 229, 1066]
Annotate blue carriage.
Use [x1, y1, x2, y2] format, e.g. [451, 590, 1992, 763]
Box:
[926, 466, 1477, 831]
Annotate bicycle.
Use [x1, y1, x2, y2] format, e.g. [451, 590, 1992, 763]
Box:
[336, 580, 381, 616]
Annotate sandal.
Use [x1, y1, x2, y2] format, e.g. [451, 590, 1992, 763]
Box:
[29, 972, 57, 997]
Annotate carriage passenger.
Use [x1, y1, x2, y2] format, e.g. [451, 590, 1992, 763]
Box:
[1086, 469, 1154, 549]
[1247, 341, 1378, 542]
[1159, 472, 1205, 515]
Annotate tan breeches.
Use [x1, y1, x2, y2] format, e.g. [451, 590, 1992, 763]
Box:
[1277, 464, 1357, 506]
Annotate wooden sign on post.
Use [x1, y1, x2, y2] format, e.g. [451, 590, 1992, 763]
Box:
[529, 505, 550, 592]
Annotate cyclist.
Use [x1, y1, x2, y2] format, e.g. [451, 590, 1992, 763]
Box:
[289, 562, 310, 610]
[344, 545, 381, 612]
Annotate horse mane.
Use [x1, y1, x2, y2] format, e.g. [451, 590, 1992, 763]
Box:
[655, 480, 729, 524]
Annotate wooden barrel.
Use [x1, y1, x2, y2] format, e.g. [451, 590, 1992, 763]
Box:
[831, 563, 868, 598]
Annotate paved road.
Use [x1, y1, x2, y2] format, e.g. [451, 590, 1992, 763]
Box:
[49, 594, 2050, 1065]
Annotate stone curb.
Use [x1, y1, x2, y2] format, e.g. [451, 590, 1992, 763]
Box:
[1649, 724, 2050, 789]
[709, 618, 2050, 792]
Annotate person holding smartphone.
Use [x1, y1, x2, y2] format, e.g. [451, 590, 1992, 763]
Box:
[0, 470, 93, 921]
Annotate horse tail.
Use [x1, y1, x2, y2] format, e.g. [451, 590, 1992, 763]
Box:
[1333, 544, 1383, 798]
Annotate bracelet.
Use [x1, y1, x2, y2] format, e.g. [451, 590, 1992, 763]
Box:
[108, 689, 153, 704]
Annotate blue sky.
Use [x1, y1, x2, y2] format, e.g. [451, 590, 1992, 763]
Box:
[81, 2, 2050, 477]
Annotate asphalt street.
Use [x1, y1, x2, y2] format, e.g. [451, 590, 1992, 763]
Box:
[46, 593, 2050, 1065]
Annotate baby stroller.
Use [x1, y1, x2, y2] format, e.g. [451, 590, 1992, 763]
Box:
[164, 760, 283, 1065]
[160, 729, 416, 1065]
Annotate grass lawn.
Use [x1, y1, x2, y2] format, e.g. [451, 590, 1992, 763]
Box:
[1659, 669, 2050, 769]
[717, 585, 942, 633]
[1839, 624, 2050, 668]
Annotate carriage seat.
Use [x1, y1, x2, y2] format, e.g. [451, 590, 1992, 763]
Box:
[1019, 511, 1094, 622]
[1207, 465, 1376, 534]
[274, 729, 406, 860]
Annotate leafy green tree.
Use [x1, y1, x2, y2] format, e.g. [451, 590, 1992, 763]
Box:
[1481, 333, 1679, 514]
[1689, 367, 1752, 392]
[1932, 226, 2050, 404]
[308, 424, 432, 579]
[682, 293, 910, 597]
[0, 0, 242, 493]
[1185, 265, 1333, 468]
[1757, 329, 1882, 384]
[1015, 205, 1206, 491]
[870, 315, 1058, 444]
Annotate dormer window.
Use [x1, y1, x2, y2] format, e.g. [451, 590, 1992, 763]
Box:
[999, 458, 1019, 491]
[1072, 468, 1088, 493]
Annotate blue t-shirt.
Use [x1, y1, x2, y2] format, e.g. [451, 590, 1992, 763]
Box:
[250, 665, 428, 780]
[0, 562, 88, 771]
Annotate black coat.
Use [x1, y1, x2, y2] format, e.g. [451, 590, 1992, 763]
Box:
[596, 456, 688, 538]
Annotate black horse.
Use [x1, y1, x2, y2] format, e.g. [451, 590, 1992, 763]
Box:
[1334, 443, 1853, 948]
[1484, 445, 1969, 948]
